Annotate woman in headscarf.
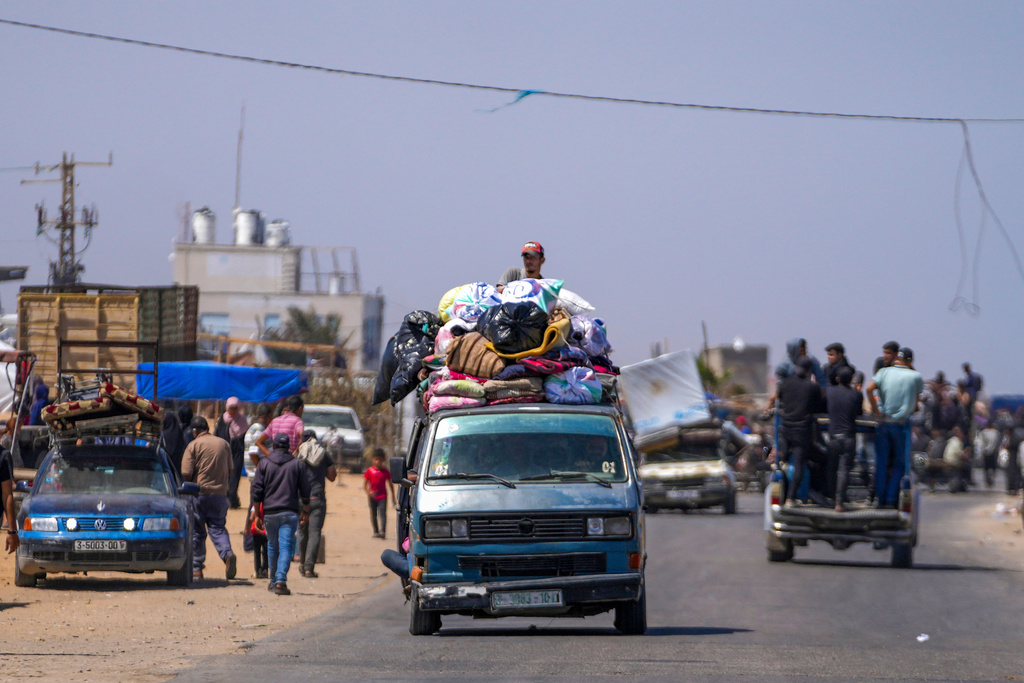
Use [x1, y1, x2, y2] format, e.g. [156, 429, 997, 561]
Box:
[161, 405, 190, 476]
[215, 397, 249, 508]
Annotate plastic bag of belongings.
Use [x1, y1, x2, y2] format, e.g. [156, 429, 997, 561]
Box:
[41, 381, 164, 436]
[372, 279, 618, 413]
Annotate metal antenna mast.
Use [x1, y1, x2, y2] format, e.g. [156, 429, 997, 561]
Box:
[22, 151, 113, 286]
[234, 105, 245, 210]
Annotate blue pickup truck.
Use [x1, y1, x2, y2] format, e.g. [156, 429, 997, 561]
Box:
[391, 403, 647, 635]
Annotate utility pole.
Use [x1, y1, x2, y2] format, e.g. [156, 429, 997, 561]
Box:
[22, 151, 113, 286]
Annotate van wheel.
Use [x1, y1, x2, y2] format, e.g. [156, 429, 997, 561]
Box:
[614, 588, 647, 635]
[891, 543, 913, 569]
[409, 589, 441, 635]
[14, 559, 38, 587]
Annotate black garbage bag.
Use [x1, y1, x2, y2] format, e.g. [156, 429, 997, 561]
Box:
[372, 335, 399, 405]
[477, 301, 548, 355]
[389, 310, 443, 405]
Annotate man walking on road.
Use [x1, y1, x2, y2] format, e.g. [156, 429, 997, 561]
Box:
[295, 430, 336, 578]
[251, 432, 311, 595]
[181, 416, 237, 580]
[866, 348, 923, 508]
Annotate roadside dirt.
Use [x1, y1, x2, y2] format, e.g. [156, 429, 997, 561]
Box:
[0, 473, 397, 682]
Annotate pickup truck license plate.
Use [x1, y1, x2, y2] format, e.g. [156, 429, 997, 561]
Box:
[491, 590, 563, 610]
[667, 489, 700, 500]
[73, 540, 127, 552]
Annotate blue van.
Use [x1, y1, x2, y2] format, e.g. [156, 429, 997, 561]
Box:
[391, 403, 647, 635]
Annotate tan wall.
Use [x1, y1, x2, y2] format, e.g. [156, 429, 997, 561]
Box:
[173, 243, 301, 294]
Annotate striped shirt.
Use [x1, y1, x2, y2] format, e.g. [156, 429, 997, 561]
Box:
[264, 412, 304, 454]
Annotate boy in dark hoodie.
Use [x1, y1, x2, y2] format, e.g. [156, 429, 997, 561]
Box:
[250, 433, 311, 595]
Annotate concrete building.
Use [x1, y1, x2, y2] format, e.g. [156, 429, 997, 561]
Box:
[171, 208, 383, 372]
[705, 340, 770, 395]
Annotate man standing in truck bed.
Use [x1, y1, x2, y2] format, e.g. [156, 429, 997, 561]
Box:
[866, 348, 923, 509]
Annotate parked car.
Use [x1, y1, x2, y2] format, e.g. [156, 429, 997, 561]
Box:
[15, 443, 198, 587]
[302, 404, 366, 472]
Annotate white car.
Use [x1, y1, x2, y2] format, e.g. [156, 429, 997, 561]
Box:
[302, 404, 366, 472]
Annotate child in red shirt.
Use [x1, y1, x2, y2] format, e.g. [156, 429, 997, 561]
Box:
[363, 449, 395, 539]
[245, 502, 268, 578]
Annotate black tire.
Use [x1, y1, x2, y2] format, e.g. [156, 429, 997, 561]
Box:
[409, 589, 441, 636]
[645, 505, 660, 515]
[723, 490, 737, 515]
[766, 537, 794, 563]
[891, 543, 913, 569]
[14, 559, 38, 587]
[614, 587, 647, 635]
[167, 534, 194, 587]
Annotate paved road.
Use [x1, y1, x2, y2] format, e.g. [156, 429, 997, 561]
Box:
[176, 490, 1023, 682]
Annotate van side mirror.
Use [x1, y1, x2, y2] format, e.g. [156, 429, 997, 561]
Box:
[390, 456, 411, 486]
[178, 482, 201, 497]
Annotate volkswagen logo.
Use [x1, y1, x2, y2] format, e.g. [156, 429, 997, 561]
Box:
[94, 519, 107, 531]
[517, 518, 535, 536]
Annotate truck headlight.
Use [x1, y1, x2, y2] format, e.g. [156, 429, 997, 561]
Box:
[27, 517, 58, 532]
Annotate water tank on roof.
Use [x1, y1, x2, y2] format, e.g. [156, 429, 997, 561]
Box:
[191, 207, 216, 244]
[233, 209, 264, 245]
[265, 220, 291, 247]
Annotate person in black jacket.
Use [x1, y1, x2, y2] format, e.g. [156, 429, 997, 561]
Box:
[777, 357, 825, 506]
[250, 433, 311, 595]
[826, 366, 863, 511]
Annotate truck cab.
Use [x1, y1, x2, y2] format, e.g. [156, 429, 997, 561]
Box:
[392, 403, 647, 635]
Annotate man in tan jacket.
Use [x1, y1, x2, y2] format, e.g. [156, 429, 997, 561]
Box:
[182, 416, 237, 580]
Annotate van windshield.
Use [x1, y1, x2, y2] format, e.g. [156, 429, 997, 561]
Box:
[426, 413, 628, 484]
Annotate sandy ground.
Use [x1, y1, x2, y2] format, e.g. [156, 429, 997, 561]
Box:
[0, 473, 397, 682]
[1, 481, 1022, 682]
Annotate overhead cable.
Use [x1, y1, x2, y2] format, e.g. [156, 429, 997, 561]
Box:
[2, 17, 1023, 124]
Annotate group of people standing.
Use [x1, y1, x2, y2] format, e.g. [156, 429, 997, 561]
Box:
[774, 338, 924, 511]
[167, 394, 336, 596]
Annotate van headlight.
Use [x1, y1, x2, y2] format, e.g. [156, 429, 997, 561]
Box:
[424, 518, 468, 539]
[587, 516, 631, 537]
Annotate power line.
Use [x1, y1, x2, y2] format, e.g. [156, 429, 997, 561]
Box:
[2, 17, 1024, 124]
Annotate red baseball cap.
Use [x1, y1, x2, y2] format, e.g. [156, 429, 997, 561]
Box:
[522, 241, 544, 256]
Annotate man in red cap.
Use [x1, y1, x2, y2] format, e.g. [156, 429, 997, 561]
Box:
[497, 241, 545, 292]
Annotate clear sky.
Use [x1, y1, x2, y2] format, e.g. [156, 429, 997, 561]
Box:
[2, 2, 1023, 392]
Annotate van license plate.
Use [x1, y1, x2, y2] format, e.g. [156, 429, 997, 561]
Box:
[73, 540, 126, 551]
[491, 590, 563, 609]
[668, 489, 700, 500]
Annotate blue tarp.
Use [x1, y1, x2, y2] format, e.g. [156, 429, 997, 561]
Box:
[991, 394, 1024, 415]
[136, 361, 307, 402]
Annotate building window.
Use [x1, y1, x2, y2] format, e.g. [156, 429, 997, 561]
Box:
[200, 313, 231, 336]
[265, 313, 281, 331]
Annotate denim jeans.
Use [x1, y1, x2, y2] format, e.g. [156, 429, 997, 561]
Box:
[192, 494, 232, 572]
[874, 422, 909, 506]
[264, 511, 299, 585]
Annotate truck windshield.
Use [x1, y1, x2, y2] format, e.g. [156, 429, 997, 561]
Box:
[35, 448, 175, 496]
[303, 409, 357, 430]
[426, 413, 627, 484]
